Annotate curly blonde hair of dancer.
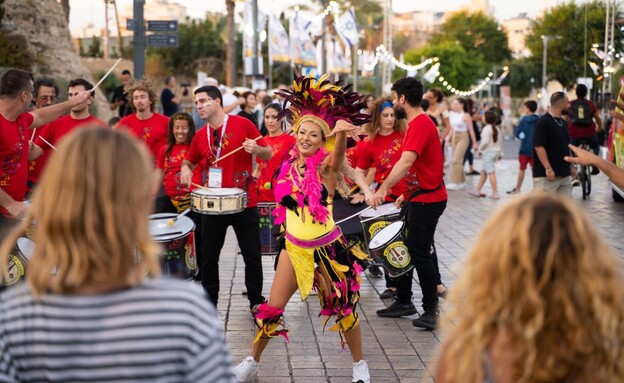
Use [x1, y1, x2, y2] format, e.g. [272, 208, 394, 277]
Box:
[437, 193, 624, 383]
[365, 97, 405, 139]
[127, 77, 158, 112]
[0, 127, 161, 299]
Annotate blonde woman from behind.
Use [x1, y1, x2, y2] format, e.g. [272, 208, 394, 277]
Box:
[0, 127, 237, 383]
[436, 193, 624, 383]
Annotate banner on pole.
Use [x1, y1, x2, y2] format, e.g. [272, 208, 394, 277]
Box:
[336, 9, 359, 48]
[269, 13, 290, 64]
[290, 13, 317, 67]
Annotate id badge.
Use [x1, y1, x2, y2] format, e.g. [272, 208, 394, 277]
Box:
[208, 167, 223, 188]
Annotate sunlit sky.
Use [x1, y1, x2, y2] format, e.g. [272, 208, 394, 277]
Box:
[69, 0, 551, 34]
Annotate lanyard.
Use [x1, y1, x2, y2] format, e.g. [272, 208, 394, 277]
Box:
[207, 115, 228, 163]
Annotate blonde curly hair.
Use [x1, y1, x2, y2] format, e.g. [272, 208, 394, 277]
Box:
[126, 77, 158, 113]
[437, 193, 624, 383]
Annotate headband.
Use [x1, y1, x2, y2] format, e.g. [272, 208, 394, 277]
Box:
[380, 101, 393, 111]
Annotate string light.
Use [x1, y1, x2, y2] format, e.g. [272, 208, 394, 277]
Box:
[436, 66, 510, 97]
[363, 44, 438, 71]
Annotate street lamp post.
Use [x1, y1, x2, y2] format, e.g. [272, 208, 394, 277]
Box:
[541, 35, 550, 92]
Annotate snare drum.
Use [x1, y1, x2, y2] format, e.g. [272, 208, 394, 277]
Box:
[257, 202, 277, 256]
[149, 213, 197, 280]
[191, 187, 247, 215]
[359, 203, 401, 250]
[368, 221, 414, 278]
[3, 237, 35, 287]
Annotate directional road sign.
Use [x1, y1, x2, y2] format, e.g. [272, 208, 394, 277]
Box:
[147, 20, 178, 33]
[147, 34, 179, 48]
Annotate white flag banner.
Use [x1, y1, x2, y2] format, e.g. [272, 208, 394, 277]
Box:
[329, 42, 350, 74]
[336, 8, 359, 48]
[423, 62, 440, 83]
[269, 13, 290, 64]
[243, 0, 254, 59]
[290, 13, 317, 67]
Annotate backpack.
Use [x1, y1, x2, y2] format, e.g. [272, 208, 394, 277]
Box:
[569, 99, 593, 126]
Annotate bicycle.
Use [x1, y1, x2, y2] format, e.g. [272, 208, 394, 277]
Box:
[574, 141, 592, 200]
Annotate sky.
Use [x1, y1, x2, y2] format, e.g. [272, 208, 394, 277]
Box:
[69, 0, 545, 34]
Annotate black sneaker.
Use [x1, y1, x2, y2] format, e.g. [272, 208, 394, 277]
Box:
[379, 288, 397, 299]
[376, 301, 417, 317]
[368, 265, 383, 278]
[591, 166, 600, 175]
[412, 311, 438, 330]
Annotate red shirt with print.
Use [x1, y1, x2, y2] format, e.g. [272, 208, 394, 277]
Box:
[0, 112, 34, 216]
[346, 136, 368, 168]
[186, 115, 267, 208]
[118, 113, 169, 160]
[157, 144, 203, 201]
[357, 130, 408, 201]
[35, 114, 106, 151]
[401, 114, 447, 203]
[256, 133, 295, 202]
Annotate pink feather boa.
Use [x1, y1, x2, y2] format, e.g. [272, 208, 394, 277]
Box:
[273, 146, 330, 225]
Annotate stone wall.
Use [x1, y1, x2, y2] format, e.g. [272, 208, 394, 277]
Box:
[2, 0, 112, 122]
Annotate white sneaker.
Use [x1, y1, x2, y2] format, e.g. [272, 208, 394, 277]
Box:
[446, 183, 466, 191]
[352, 360, 370, 383]
[232, 356, 258, 382]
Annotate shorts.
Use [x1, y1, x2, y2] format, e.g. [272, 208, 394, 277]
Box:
[518, 155, 533, 170]
[481, 151, 499, 174]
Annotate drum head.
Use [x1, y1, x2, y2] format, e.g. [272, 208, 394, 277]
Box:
[16, 237, 35, 261]
[369, 221, 404, 250]
[149, 213, 195, 240]
[360, 203, 400, 218]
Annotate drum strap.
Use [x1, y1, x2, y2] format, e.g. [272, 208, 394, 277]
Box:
[398, 182, 445, 219]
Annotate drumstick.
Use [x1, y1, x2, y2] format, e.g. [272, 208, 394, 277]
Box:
[212, 136, 262, 164]
[168, 208, 190, 226]
[191, 182, 210, 190]
[30, 128, 36, 142]
[38, 136, 57, 151]
[359, 208, 401, 223]
[92, 58, 122, 92]
[335, 206, 374, 225]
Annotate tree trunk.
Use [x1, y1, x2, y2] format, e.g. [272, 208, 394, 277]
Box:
[60, 0, 70, 22]
[226, 0, 236, 86]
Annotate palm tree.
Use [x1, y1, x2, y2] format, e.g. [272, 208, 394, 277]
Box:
[226, 0, 236, 86]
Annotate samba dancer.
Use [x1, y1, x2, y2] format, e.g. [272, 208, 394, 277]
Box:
[232, 75, 374, 383]
[371, 77, 448, 330]
[180, 85, 272, 311]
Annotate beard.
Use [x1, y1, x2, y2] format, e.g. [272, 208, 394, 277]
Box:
[394, 104, 407, 120]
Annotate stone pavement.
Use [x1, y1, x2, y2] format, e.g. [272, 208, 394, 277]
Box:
[212, 139, 624, 382]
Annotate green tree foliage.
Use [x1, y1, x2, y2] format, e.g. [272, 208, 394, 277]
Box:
[526, 0, 623, 88]
[148, 17, 226, 78]
[0, 0, 34, 70]
[86, 36, 102, 58]
[506, 58, 541, 98]
[404, 41, 485, 91]
[430, 11, 511, 66]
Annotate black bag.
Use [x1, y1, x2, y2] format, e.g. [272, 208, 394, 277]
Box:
[569, 99, 593, 126]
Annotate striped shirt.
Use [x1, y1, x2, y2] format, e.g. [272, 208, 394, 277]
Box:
[0, 279, 237, 383]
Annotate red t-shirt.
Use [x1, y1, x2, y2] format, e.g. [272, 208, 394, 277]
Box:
[118, 113, 169, 160]
[0, 112, 34, 216]
[401, 114, 447, 203]
[255, 133, 295, 202]
[357, 130, 408, 201]
[157, 144, 203, 201]
[346, 136, 368, 168]
[35, 114, 106, 151]
[186, 115, 267, 208]
[568, 99, 598, 139]
[27, 122, 52, 189]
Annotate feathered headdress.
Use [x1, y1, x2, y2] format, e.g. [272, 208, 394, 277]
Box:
[277, 74, 370, 149]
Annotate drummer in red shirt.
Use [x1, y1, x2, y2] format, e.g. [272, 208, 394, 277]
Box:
[180, 85, 272, 312]
[29, 78, 106, 165]
[371, 77, 448, 331]
[253, 104, 295, 202]
[118, 78, 168, 162]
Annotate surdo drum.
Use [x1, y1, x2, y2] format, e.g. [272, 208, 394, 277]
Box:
[148, 213, 197, 280]
[190, 187, 247, 215]
[368, 221, 414, 278]
[359, 203, 401, 250]
[3, 237, 35, 287]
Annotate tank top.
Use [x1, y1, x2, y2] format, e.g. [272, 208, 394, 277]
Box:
[285, 197, 335, 240]
[449, 111, 468, 133]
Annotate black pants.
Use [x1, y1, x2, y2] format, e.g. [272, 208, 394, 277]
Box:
[0, 215, 19, 243]
[200, 207, 264, 308]
[396, 200, 446, 313]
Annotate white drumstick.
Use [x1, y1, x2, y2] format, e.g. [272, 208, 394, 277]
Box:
[92, 58, 122, 92]
[360, 208, 401, 223]
[30, 128, 36, 142]
[38, 136, 57, 151]
[335, 206, 374, 225]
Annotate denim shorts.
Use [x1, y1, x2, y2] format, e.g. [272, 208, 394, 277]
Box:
[481, 151, 500, 174]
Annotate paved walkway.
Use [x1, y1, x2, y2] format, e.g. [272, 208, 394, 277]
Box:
[214, 140, 624, 382]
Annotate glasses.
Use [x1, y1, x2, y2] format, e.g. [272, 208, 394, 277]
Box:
[37, 95, 57, 102]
